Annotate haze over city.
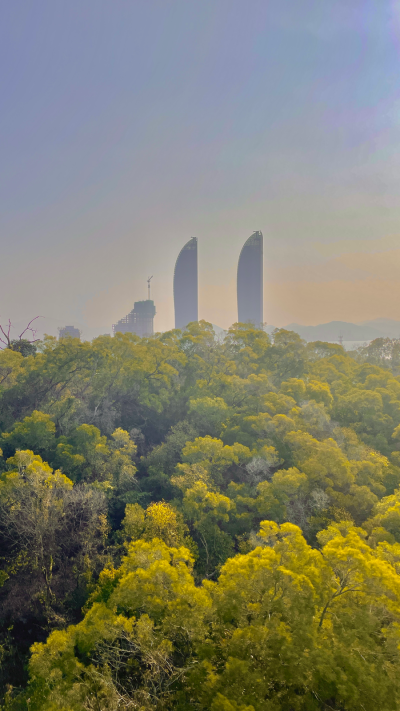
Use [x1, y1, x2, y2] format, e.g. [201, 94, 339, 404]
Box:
[6, 4, 400, 708]
[2, 1, 400, 338]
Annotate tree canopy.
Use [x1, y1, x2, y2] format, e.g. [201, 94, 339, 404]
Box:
[2, 323, 400, 709]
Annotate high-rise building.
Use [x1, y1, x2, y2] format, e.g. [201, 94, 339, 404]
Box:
[173, 237, 198, 330]
[237, 231, 263, 326]
[58, 325, 81, 340]
[113, 300, 156, 338]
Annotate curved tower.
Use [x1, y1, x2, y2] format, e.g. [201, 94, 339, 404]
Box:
[237, 231, 263, 325]
[174, 237, 198, 330]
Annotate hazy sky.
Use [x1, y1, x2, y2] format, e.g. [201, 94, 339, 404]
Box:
[1, 0, 400, 338]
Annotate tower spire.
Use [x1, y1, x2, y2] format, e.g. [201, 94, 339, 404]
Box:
[147, 275, 153, 300]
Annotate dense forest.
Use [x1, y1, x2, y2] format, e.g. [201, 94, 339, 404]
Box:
[2, 322, 400, 710]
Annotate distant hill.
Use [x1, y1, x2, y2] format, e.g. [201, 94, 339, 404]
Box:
[359, 318, 400, 339]
[278, 319, 400, 343]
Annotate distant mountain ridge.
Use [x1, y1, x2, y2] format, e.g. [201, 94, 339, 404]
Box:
[281, 319, 400, 343]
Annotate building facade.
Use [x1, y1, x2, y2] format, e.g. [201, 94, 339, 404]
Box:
[58, 325, 81, 340]
[173, 236, 198, 330]
[237, 231, 263, 326]
[113, 300, 156, 338]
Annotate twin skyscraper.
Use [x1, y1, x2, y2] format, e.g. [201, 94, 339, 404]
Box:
[173, 231, 264, 330]
[113, 232, 264, 337]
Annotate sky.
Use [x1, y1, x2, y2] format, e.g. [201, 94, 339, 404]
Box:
[1, 0, 400, 339]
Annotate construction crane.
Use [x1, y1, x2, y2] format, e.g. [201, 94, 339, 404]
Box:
[147, 276, 153, 300]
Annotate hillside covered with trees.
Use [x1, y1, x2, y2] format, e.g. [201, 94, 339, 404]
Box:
[2, 323, 400, 710]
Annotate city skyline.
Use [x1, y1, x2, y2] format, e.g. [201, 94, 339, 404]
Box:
[111, 232, 263, 338]
[3, 2, 400, 339]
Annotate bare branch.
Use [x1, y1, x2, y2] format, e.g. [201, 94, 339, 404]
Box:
[0, 316, 43, 351]
[18, 315, 43, 341]
[0, 319, 12, 347]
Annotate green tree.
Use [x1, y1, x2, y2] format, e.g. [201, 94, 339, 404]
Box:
[27, 539, 211, 711]
[0, 410, 56, 460]
[22, 522, 400, 711]
[178, 481, 235, 577]
[0, 451, 107, 697]
[122, 501, 189, 549]
[179, 436, 251, 487]
[198, 521, 400, 711]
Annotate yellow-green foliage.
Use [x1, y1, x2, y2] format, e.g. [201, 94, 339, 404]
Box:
[26, 524, 400, 711]
[122, 500, 189, 548]
[4, 325, 400, 707]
